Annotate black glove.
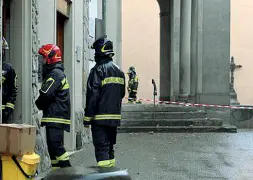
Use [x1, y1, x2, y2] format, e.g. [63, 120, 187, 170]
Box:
[3, 107, 13, 116]
[2, 107, 13, 123]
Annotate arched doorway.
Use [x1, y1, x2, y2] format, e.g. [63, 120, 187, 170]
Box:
[122, 0, 231, 105]
[122, 0, 160, 102]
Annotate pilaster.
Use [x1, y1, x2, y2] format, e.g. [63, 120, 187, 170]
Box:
[179, 0, 192, 101]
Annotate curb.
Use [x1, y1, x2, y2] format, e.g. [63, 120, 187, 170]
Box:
[68, 148, 84, 157]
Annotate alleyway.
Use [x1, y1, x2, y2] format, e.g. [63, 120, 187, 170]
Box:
[70, 130, 253, 180]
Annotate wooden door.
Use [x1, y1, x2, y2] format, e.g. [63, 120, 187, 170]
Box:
[56, 12, 66, 62]
[2, 0, 10, 37]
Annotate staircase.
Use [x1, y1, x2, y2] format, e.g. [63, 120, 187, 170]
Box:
[118, 104, 237, 133]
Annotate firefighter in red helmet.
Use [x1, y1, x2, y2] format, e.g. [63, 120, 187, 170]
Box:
[35, 44, 71, 170]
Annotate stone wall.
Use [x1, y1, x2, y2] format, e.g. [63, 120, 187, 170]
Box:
[79, 0, 92, 146]
[32, 0, 51, 173]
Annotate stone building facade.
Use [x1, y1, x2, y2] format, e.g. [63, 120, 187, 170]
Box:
[34, 0, 93, 173]
[0, 0, 122, 173]
[0, 0, 95, 173]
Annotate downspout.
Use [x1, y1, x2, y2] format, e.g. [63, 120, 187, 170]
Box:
[0, 0, 2, 123]
[102, 0, 106, 34]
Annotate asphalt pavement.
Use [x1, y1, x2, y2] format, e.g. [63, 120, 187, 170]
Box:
[71, 130, 253, 180]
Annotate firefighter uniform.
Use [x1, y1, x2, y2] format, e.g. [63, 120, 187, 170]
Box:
[127, 66, 139, 103]
[2, 37, 17, 123]
[84, 36, 125, 168]
[35, 44, 71, 170]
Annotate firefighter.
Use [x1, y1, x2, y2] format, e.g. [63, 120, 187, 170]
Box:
[35, 44, 71, 170]
[2, 37, 17, 123]
[127, 66, 139, 103]
[83, 36, 125, 168]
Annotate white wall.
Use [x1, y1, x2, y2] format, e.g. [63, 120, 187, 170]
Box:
[105, 0, 122, 68]
[231, 0, 253, 105]
[38, 0, 56, 45]
[73, 0, 84, 110]
[89, 0, 97, 71]
[122, 0, 160, 101]
[9, 0, 32, 123]
[97, 0, 103, 19]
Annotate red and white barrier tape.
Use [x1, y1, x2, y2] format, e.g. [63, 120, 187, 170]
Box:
[123, 97, 253, 110]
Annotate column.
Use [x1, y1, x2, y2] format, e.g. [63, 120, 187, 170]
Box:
[170, 0, 181, 101]
[63, 0, 76, 151]
[190, 0, 198, 102]
[157, 0, 171, 101]
[105, 0, 122, 68]
[179, 0, 192, 101]
[10, 0, 32, 124]
[196, 0, 203, 102]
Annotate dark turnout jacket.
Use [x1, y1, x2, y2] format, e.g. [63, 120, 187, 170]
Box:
[84, 57, 125, 126]
[2, 62, 17, 110]
[35, 62, 71, 132]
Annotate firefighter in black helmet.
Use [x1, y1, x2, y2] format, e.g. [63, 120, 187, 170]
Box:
[127, 66, 140, 103]
[2, 37, 17, 123]
[83, 35, 125, 168]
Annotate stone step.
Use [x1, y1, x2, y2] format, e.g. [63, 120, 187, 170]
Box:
[122, 104, 201, 112]
[121, 118, 222, 127]
[117, 125, 237, 133]
[122, 111, 207, 119]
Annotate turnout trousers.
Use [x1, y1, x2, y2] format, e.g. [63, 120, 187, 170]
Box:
[128, 91, 137, 103]
[46, 127, 71, 170]
[91, 124, 117, 167]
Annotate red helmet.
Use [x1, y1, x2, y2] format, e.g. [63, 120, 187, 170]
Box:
[38, 44, 62, 64]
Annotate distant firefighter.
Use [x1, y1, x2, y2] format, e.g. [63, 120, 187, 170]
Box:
[127, 66, 140, 103]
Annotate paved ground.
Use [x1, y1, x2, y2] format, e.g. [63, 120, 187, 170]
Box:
[70, 130, 253, 180]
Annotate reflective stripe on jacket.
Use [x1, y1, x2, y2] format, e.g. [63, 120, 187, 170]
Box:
[84, 57, 125, 126]
[128, 75, 138, 93]
[2, 62, 17, 110]
[35, 63, 71, 132]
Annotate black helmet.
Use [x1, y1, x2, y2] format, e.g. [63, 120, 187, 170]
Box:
[91, 35, 114, 57]
[127, 66, 136, 74]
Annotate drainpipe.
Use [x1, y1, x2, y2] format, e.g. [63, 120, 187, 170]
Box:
[102, 0, 106, 34]
[0, 0, 2, 124]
